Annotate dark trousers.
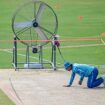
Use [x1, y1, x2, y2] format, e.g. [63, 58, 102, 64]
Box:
[87, 68, 103, 88]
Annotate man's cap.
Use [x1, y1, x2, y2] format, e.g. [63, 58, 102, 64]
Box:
[64, 62, 72, 70]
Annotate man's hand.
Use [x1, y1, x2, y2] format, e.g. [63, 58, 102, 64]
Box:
[63, 85, 71, 87]
[78, 80, 82, 85]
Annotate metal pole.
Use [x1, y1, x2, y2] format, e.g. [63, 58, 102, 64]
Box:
[53, 42, 56, 70]
[52, 36, 57, 70]
[26, 46, 30, 68]
[14, 37, 17, 70]
[39, 46, 43, 68]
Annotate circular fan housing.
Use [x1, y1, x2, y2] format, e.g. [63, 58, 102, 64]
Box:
[12, 0, 58, 47]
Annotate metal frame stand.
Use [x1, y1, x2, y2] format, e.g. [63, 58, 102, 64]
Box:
[12, 36, 57, 71]
[51, 36, 57, 70]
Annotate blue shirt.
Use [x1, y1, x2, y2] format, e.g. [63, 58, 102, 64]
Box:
[68, 63, 95, 85]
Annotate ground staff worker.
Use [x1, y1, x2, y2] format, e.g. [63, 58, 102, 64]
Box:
[63, 62, 105, 88]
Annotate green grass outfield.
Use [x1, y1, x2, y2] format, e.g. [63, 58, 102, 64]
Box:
[0, 0, 105, 71]
[0, 89, 15, 105]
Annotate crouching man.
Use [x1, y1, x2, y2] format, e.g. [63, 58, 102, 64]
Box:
[63, 62, 105, 88]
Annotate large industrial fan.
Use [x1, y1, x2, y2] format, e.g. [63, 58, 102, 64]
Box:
[12, 0, 58, 70]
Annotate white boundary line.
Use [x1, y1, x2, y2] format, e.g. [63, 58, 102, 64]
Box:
[1, 49, 61, 65]
[101, 38, 105, 45]
[0, 43, 104, 51]
[60, 43, 104, 48]
[4, 50, 51, 62]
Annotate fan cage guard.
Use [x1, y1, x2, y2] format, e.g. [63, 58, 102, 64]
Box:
[12, 0, 58, 70]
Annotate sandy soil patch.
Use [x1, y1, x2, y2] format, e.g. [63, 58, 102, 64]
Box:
[0, 69, 105, 105]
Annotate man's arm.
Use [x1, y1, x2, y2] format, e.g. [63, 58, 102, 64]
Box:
[75, 68, 85, 85]
[64, 72, 75, 87]
[78, 74, 85, 85]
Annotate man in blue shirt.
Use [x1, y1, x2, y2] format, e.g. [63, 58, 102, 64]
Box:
[63, 62, 105, 88]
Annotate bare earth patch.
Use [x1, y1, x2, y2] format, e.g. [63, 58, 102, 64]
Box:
[0, 69, 105, 105]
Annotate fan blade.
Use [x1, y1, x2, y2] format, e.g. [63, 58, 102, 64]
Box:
[39, 25, 54, 36]
[36, 3, 46, 22]
[14, 21, 33, 28]
[35, 27, 48, 40]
